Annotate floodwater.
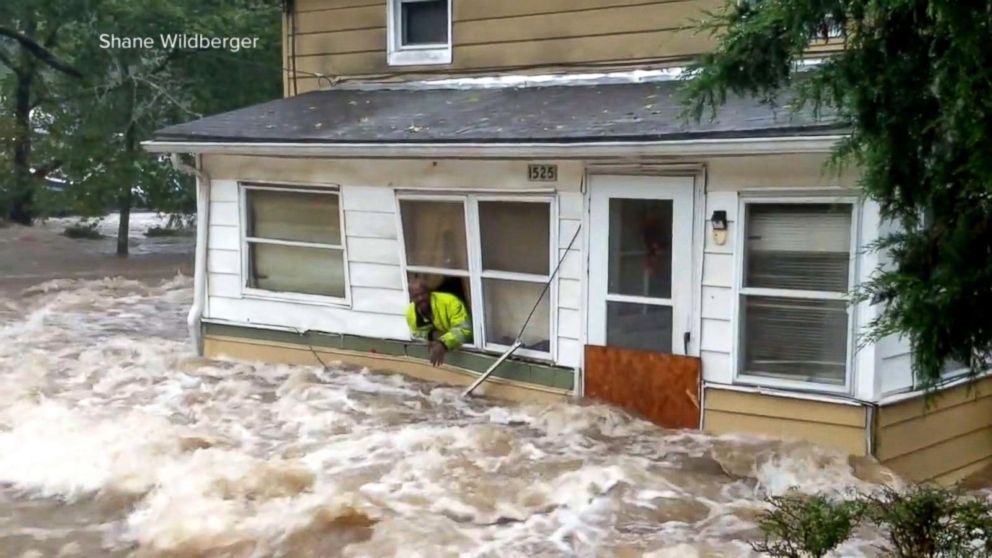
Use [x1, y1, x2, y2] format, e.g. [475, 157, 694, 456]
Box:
[0, 216, 903, 557]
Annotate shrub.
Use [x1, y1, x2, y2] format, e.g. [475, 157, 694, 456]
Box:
[751, 494, 863, 558]
[865, 486, 992, 558]
[62, 220, 103, 239]
[752, 486, 992, 558]
[144, 226, 193, 238]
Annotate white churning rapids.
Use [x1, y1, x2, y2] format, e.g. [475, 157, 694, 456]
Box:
[0, 275, 901, 557]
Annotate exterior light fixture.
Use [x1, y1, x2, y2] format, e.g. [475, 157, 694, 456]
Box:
[711, 210, 728, 246]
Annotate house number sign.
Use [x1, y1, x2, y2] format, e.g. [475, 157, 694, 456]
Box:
[528, 164, 558, 182]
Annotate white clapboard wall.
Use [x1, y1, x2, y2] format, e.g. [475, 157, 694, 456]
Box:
[204, 179, 585, 370]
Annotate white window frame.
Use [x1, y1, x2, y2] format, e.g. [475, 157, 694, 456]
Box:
[386, 0, 453, 66]
[238, 182, 351, 307]
[731, 195, 860, 394]
[395, 193, 558, 362]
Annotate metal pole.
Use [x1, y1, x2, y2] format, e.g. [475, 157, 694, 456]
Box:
[461, 224, 583, 398]
[461, 340, 522, 397]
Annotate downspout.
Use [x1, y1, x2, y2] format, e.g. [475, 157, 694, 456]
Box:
[171, 153, 211, 355]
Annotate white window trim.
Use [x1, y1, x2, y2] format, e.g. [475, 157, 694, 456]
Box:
[386, 0, 453, 66]
[395, 193, 558, 362]
[238, 182, 351, 307]
[731, 195, 861, 395]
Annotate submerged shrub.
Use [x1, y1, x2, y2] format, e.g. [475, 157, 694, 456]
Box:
[62, 220, 102, 239]
[144, 226, 192, 237]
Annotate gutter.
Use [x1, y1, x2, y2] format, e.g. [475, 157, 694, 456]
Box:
[142, 135, 843, 159]
[170, 154, 211, 355]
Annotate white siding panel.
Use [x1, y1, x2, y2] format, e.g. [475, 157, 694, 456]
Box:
[345, 210, 398, 239]
[559, 219, 582, 249]
[209, 226, 240, 251]
[351, 287, 408, 315]
[342, 185, 397, 212]
[558, 278, 581, 311]
[701, 286, 733, 321]
[558, 249, 582, 280]
[208, 249, 240, 274]
[209, 179, 239, 202]
[349, 262, 404, 290]
[880, 353, 914, 395]
[878, 333, 911, 360]
[210, 201, 239, 227]
[701, 318, 733, 354]
[207, 296, 411, 340]
[208, 273, 242, 297]
[702, 253, 734, 288]
[701, 349, 733, 384]
[347, 238, 401, 265]
[557, 338, 583, 368]
[559, 191, 584, 220]
[557, 308, 581, 340]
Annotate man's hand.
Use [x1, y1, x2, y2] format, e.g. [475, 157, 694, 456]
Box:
[429, 341, 447, 367]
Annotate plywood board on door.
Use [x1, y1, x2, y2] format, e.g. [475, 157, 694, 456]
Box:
[584, 345, 701, 429]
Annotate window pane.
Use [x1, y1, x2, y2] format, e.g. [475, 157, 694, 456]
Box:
[742, 296, 848, 385]
[606, 302, 673, 353]
[401, 0, 448, 45]
[745, 203, 852, 292]
[479, 201, 550, 275]
[483, 279, 550, 352]
[247, 189, 340, 245]
[400, 200, 468, 270]
[249, 244, 346, 298]
[608, 199, 673, 298]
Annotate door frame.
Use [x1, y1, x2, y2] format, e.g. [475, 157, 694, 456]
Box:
[585, 173, 703, 360]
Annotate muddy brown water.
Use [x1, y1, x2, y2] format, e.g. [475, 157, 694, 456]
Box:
[0, 217, 904, 557]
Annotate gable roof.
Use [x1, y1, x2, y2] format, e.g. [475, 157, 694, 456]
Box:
[151, 80, 840, 146]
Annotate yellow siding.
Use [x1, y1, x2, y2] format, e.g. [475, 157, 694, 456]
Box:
[203, 335, 570, 404]
[285, 0, 723, 91]
[875, 377, 992, 484]
[703, 388, 869, 456]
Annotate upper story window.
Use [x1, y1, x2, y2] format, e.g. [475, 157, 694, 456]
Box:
[737, 201, 856, 391]
[387, 0, 452, 66]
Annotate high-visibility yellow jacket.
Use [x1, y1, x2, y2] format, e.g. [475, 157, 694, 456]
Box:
[406, 291, 473, 351]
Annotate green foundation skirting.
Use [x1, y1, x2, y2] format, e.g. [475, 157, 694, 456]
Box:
[202, 322, 575, 390]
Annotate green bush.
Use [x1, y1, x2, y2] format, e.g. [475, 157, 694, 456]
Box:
[753, 486, 992, 558]
[144, 226, 193, 238]
[751, 494, 863, 558]
[62, 220, 103, 239]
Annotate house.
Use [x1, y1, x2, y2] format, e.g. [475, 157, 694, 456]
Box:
[144, 0, 992, 485]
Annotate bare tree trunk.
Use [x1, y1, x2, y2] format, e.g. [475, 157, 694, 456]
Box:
[117, 66, 136, 257]
[116, 189, 132, 257]
[9, 35, 36, 225]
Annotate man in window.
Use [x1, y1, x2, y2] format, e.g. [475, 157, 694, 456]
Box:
[406, 277, 472, 367]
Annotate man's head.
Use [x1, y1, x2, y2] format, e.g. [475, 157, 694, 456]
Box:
[409, 277, 432, 314]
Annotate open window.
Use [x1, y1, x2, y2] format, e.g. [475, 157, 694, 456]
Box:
[242, 185, 348, 303]
[736, 201, 856, 391]
[387, 0, 452, 66]
[398, 195, 554, 359]
[399, 198, 473, 338]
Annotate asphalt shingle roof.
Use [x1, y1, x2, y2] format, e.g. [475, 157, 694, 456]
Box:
[153, 80, 840, 144]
